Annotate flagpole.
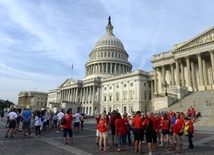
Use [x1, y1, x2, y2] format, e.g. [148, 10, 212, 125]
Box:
[71, 64, 73, 79]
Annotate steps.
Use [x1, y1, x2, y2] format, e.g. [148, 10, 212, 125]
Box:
[156, 90, 214, 126]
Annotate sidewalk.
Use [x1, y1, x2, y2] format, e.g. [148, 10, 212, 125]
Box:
[0, 117, 214, 155]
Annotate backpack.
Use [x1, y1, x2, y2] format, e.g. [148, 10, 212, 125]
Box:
[61, 116, 66, 125]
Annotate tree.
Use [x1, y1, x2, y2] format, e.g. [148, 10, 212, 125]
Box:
[0, 100, 14, 110]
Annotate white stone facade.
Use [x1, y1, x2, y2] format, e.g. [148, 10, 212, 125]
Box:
[17, 91, 48, 111]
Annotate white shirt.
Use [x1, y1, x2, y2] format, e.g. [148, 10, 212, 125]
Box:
[35, 116, 41, 126]
[74, 113, 80, 123]
[7, 112, 17, 120]
[57, 112, 64, 120]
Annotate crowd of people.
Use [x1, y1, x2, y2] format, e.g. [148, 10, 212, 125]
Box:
[95, 107, 198, 154]
[1, 106, 199, 154]
[2, 108, 85, 142]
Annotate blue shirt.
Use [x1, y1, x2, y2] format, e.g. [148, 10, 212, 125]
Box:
[22, 110, 32, 123]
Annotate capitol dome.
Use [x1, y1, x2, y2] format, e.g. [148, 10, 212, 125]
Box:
[84, 16, 132, 79]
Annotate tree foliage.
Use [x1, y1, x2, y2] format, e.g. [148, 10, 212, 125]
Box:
[0, 100, 14, 110]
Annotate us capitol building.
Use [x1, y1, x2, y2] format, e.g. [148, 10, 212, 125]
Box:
[22, 17, 214, 115]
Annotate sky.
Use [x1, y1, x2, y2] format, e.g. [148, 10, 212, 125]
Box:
[1, 0, 214, 104]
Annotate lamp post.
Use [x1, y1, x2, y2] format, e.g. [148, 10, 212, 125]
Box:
[162, 81, 169, 96]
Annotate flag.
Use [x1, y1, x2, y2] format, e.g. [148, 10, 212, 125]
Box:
[71, 64, 73, 70]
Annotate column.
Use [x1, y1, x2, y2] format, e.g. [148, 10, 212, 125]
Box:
[191, 61, 196, 90]
[92, 86, 95, 102]
[197, 53, 204, 86]
[89, 86, 92, 103]
[106, 63, 108, 73]
[175, 59, 180, 85]
[161, 66, 165, 93]
[186, 56, 192, 88]
[110, 63, 112, 73]
[153, 68, 157, 94]
[82, 88, 85, 103]
[162, 66, 165, 82]
[209, 50, 214, 85]
[75, 88, 78, 103]
[170, 63, 175, 85]
[202, 59, 208, 86]
[180, 61, 185, 86]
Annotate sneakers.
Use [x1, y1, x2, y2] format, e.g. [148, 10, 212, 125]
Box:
[159, 144, 163, 146]
[147, 152, 152, 155]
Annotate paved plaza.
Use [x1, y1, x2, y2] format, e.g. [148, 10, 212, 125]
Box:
[0, 117, 214, 155]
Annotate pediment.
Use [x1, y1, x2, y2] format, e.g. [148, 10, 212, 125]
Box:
[60, 78, 76, 87]
[175, 26, 214, 51]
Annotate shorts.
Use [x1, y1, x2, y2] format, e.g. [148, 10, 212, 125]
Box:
[162, 129, 170, 135]
[22, 122, 31, 130]
[111, 125, 116, 135]
[63, 128, 73, 137]
[134, 129, 144, 141]
[74, 122, 80, 127]
[99, 131, 108, 140]
[9, 120, 16, 129]
[146, 130, 157, 143]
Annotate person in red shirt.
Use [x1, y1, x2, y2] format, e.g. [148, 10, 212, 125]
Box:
[115, 112, 126, 152]
[184, 117, 194, 149]
[169, 112, 185, 153]
[132, 111, 144, 154]
[61, 108, 73, 145]
[123, 113, 131, 145]
[110, 110, 117, 146]
[97, 113, 108, 151]
[145, 112, 159, 155]
[159, 114, 170, 146]
[95, 113, 101, 146]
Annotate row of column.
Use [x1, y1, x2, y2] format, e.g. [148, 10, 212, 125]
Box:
[153, 50, 214, 93]
[59, 86, 97, 104]
[86, 63, 130, 75]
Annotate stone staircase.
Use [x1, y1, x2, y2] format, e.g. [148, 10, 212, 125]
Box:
[157, 90, 214, 127]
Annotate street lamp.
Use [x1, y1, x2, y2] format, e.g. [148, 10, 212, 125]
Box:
[162, 81, 169, 96]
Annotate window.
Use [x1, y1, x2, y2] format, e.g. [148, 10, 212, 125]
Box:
[130, 83, 133, 86]
[123, 91, 127, 100]
[130, 91, 134, 99]
[124, 84, 127, 87]
[109, 86, 112, 89]
[116, 92, 120, 101]
[109, 95, 112, 101]
[104, 96, 106, 101]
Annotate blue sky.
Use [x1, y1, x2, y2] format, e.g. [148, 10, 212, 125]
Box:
[0, 0, 214, 104]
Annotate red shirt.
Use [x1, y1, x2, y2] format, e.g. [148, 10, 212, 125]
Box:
[160, 119, 170, 130]
[132, 116, 143, 129]
[187, 120, 194, 133]
[98, 119, 108, 132]
[115, 118, 126, 135]
[173, 118, 185, 134]
[148, 116, 159, 131]
[62, 114, 73, 129]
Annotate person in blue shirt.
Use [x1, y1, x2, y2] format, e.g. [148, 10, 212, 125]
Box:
[22, 108, 32, 137]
